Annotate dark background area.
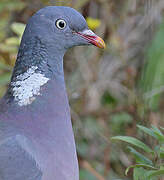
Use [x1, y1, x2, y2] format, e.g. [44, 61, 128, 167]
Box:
[0, 0, 164, 179]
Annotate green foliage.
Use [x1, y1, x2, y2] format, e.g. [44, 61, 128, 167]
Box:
[0, 22, 25, 90]
[0, 62, 12, 71]
[127, 146, 153, 165]
[111, 136, 153, 154]
[0, 22, 25, 53]
[80, 169, 96, 180]
[0, 0, 25, 12]
[141, 19, 164, 110]
[133, 168, 156, 180]
[112, 125, 164, 180]
[11, 23, 25, 37]
[0, 72, 11, 86]
[101, 91, 117, 106]
[111, 113, 133, 135]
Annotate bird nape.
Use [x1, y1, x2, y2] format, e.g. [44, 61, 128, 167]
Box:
[0, 6, 105, 180]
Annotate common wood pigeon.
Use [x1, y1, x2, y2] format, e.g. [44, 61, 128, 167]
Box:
[0, 6, 105, 180]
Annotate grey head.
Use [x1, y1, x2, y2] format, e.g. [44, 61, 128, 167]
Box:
[10, 6, 105, 78]
[21, 6, 105, 52]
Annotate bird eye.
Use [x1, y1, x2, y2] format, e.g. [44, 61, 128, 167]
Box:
[55, 19, 67, 30]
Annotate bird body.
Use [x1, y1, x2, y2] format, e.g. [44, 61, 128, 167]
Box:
[0, 6, 105, 180]
[0, 77, 78, 180]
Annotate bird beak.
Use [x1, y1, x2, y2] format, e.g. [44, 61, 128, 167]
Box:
[75, 29, 106, 49]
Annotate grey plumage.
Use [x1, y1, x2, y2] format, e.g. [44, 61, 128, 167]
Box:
[0, 135, 42, 180]
[0, 6, 105, 180]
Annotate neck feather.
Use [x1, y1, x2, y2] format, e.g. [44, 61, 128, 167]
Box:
[6, 36, 65, 107]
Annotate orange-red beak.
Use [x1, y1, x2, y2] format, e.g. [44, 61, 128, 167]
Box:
[76, 29, 106, 49]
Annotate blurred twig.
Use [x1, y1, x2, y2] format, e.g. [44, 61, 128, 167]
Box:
[81, 160, 105, 180]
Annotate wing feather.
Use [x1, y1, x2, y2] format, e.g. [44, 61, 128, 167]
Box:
[0, 135, 42, 180]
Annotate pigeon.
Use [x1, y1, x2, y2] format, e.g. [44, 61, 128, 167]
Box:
[0, 6, 105, 180]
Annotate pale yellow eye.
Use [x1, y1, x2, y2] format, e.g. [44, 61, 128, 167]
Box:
[55, 19, 67, 30]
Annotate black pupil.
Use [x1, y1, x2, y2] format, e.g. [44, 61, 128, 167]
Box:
[59, 21, 65, 28]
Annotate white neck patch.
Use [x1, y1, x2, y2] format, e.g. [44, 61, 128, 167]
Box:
[11, 66, 49, 106]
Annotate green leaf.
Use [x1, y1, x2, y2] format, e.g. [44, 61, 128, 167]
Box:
[133, 168, 152, 180]
[11, 23, 25, 37]
[5, 37, 20, 46]
[111, 136, 153, 153]
[127, 146, 153, 166]
[0, 72, 11, 85]
[147, 169, 164, 178]
[151, 126, 164, 142]
[159, 146, 164, 158]
[141, 19, 164, 110]
[151, 125, 163, 135]
[125, 164, 158, 176]
[160, 126, 164, 131]
[0, 62, 12, 71]
[137, 125, 156, 138]
[0, 43, 17, 53]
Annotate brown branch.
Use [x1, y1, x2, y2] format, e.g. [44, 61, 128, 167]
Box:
[81, 160, 105, 180]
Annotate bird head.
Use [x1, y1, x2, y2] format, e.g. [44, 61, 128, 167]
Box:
[8, 6, 106, 107]
[23, 6, 105, 51]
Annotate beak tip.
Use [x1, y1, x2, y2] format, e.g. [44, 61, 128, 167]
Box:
[95, 37, 106, 49]
[76, 29, 106, 49]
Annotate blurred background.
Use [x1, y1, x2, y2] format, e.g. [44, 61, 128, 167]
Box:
[0, 0, 164, 179]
